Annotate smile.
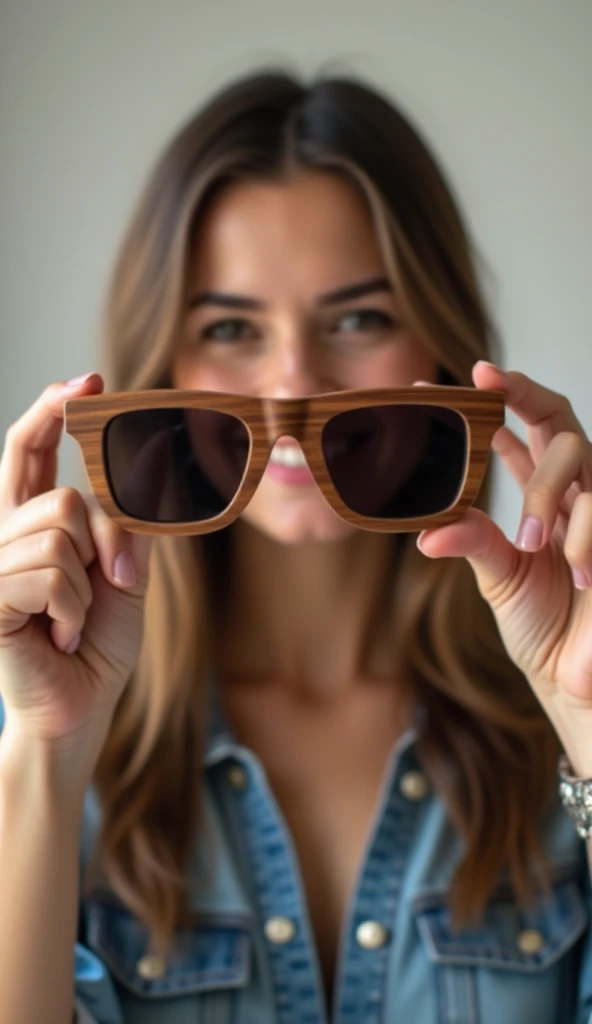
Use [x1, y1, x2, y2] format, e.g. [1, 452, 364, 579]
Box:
[268, 433, 372, 467]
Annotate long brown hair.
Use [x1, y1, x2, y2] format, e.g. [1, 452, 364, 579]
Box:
[84, 68, 560, 956]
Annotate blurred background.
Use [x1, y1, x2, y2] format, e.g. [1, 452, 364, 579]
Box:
[0, 0, 590, 537]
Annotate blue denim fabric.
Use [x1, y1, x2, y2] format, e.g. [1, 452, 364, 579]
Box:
[2, 689, 592, 1023]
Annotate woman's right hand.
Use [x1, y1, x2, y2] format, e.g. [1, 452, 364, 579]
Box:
[0, 373, 154, 749]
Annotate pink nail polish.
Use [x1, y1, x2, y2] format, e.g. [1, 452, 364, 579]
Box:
[478, 360, 509, 378]
[65, 372, 94, 387]
[64, 633, 81, 654]
[515, 515, 543, 551]
[573, 568, 590, 590]
[113, 551, 136, 587]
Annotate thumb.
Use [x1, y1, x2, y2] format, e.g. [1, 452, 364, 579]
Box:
[417, 508, 518, 604]
[82, 492, 154, 594]
[127, 529, 154, 589]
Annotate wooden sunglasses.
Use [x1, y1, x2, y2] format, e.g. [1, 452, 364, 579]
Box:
[63, 386, 505, 535]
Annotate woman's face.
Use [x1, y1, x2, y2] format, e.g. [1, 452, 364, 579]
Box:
[171, 170, 439, 544]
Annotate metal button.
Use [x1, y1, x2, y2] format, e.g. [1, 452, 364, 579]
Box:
[264, 916, 296, 944]
[226, 764, 248, 790]
[356, 920, 390, 950]
[400, 769, 430, 801]
[517, 929, 544, 954]
[137, 953, 167, 979]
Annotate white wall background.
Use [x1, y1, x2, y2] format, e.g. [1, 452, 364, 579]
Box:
[1, 0, 590, 538]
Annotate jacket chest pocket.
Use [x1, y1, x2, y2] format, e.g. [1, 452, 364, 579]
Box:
[412, 872, 589, 1024]
[83, 893, 252, 1024]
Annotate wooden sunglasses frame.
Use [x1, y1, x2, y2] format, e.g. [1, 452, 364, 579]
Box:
[63, 386, 505, 535]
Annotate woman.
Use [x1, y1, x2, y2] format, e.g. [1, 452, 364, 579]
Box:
[0, 68, 591, 1024]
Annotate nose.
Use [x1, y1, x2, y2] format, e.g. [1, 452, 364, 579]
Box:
[261, 332, 338, 400]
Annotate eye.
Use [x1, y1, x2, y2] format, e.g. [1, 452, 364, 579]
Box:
[334, 309, 398, 334]
[200, 318, 258, 342]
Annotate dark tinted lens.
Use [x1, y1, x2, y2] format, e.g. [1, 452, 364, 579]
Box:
[322, 404, 467, 518]
[104, 407, 250, 523]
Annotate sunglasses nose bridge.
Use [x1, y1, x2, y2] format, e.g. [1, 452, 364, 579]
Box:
[261, 397, 311, 445]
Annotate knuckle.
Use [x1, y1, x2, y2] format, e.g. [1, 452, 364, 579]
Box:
[525, 484, 554, 508]
[79, 569, 93, 610]
[39, 381, 63, 407]
[4, 421, 20, 448]
[556, 429, 584, 458]
[49, 488, 97, 568]
[50, 486, 83, 521]
[40, 527, 72, 563]
[563, 541, 581, 564]
[45, 565, 69, 598]
[560, 395, 573, 415]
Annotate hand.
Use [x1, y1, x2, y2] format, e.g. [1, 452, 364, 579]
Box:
[416, 361, 592, 775]
[0, 375, 153, 759]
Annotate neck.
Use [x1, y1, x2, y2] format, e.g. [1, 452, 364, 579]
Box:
[213, 520, 400, 702]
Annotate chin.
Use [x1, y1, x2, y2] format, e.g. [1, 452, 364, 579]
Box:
[240, 492, 358, 545]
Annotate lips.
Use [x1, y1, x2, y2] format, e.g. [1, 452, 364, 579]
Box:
[222, 423, 379, 487]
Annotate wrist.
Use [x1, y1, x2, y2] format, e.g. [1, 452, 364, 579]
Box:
[557, 735, 592, 780]
[535, 694, 592, 777]
[0, 718, 107, 813]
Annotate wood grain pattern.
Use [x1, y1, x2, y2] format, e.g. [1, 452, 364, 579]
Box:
[63, 387, 505, 535]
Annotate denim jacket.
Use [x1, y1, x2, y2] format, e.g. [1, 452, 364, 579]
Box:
[1, 686, 592, 1024]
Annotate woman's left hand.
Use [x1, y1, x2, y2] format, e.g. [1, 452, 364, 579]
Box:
[417, 360, 592, 775]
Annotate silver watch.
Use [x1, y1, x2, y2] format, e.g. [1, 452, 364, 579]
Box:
[558, 754, 592, 839]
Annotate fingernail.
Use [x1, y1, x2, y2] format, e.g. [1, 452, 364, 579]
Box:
[64, 633, 81, 654]
[416, 533, 434, 556]
[515, 515, 543, 551]
[572, 568, 590, 590]
[478, 360, 509, 378]
[65, 372, 94, 387]
[113, 551, 136, 587]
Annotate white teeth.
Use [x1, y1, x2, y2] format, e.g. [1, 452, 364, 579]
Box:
[269, 445, 308, 467]
[269, 436, 355, 467]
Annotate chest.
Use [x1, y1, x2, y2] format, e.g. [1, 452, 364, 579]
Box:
[219, 681, 409, 1005]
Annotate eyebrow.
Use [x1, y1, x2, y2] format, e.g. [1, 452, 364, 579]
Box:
[188, 276, 393, 311]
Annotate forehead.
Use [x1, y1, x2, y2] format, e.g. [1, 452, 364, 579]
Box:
[187, 170, 387, 296]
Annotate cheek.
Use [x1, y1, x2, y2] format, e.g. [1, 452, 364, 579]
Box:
[172, 353, 258, 395]
[343, 341, 438, 390]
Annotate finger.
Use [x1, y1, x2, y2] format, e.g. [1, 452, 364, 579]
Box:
[490, 425, 535, 489]
[515, 431, 589, 551]
[0, 485, 149, 594]
[83, 491, 153, 592]
[0, 373, 102, 509]
[0, 566, 86, 653]
[0, 528, 94, 642]
[473, 362, 591, 478]
[417, 507, 519, 606]
[563, 492, 592, 589]
[0, 487, 98, 570]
